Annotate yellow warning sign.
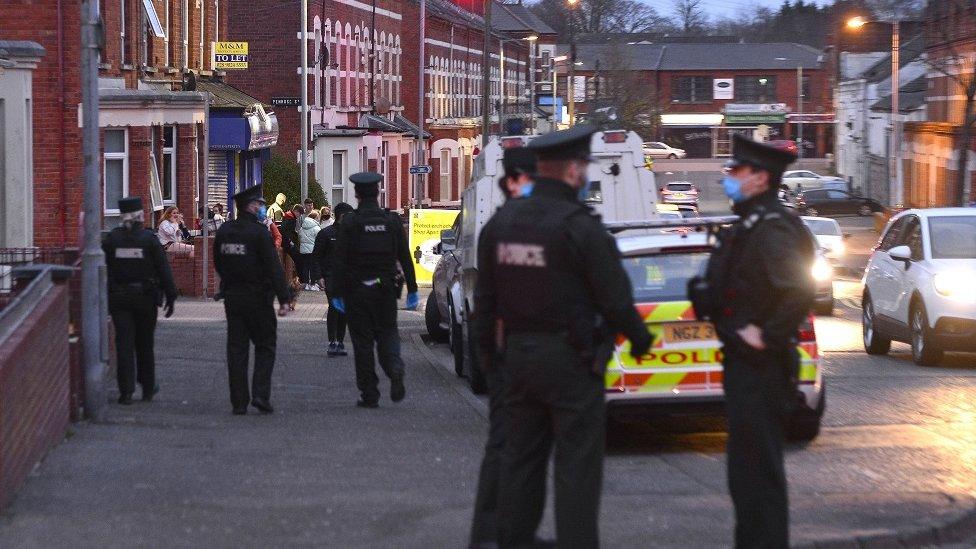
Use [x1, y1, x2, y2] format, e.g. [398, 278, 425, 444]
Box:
[408, 209, 459, 286]
[214, 42, 249, 69]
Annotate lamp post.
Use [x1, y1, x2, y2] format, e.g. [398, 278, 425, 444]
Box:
[567, 0, 579, 127]
[526, 35, 538, 134]
[300, 0, 308, 201]
[848, 16, 901, 207]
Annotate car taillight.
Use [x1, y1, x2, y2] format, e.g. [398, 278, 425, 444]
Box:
[798, 313, 816, 342]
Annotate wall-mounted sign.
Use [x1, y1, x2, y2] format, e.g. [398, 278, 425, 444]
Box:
[271, 97, 301, 107]
[714, 78, 733, 100]
[214, 42, 249, 70]
[724, 103, 788, 114]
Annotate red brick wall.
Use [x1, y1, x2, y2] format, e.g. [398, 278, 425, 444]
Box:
[0, 1, 84, 248]
[0, 282, 71, 511]
[169, 237, 219, 297]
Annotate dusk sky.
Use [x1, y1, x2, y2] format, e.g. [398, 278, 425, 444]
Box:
[649, 0, 834, 19]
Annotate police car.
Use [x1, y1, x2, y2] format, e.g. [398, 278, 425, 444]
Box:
[605, 218, 826, 442]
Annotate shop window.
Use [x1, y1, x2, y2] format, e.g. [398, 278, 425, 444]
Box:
[440, 149, 451, 201]
[103, 129, 128, 214]
[162, 125, 176, 203]
[735, 76, 777, 102]
[332, 151, 345, 206]
[671, 76, 712, 103]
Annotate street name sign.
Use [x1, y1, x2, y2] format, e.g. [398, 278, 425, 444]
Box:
[409, 165, 432, 175]
[271, 97, 302, 107]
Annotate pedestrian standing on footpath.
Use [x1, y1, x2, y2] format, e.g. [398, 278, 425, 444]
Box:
[314, 202, 354, 358]
[102, 197, 177, 405]
[214, 184, 291, 416]
[475, 125, 652, 548]
[299, 209, 321, 290]
[469, 146, 539, 548]
[330, 173, 419, 408]
[690, 134, 815, 548]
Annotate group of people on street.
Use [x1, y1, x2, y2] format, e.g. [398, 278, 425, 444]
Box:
[104, 122, 814, 548]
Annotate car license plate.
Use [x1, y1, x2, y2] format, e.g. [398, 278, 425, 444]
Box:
[663, 322, 716, 343]
[672, 193, 685, 199]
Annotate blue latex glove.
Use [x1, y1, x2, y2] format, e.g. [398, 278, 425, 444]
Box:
[330, 297, 346, 314]
[405, 291, 419, 310]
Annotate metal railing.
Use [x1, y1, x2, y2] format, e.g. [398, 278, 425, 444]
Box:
[0, 247, 80, 304]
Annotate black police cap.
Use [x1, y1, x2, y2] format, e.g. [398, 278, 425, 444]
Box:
[724, 134, 797, 175]
[527, 124, 597, 162]
[502, 146, 537, 178]
[350, 171, 383, 195]
[118, 196, 143, 214]
[232, 184, 266, 206]
[333, 202, 354, 217]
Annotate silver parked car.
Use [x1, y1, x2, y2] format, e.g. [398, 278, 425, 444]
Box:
[426, 213, 466, 377]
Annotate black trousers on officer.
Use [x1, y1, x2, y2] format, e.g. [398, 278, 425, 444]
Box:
[224, 291, 277, 410]
[346, 283, 404, 404]
[109, 288, 159, 398]
[498, 333, 605, 549]
[722, 346, 796, 549]
[470, 360, 507, 545]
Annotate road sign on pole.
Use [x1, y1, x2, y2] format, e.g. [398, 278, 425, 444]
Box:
[409, 165, 432, 175]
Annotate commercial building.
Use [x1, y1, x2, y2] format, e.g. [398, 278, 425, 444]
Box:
[556, 41, 832, 158]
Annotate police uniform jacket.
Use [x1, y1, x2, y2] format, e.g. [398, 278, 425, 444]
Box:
[102, 226, 177, 301]
[705, 192, 815, 351]
[474, 177, 649, 359]
[312, 223, 339, 281]
[330, 201, 418, 299]
[214, 210, 291, 304]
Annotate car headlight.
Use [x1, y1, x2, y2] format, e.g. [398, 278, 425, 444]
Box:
[933, 271, 976, 302]
[811, 257, 832, 281]
[833, 241, 845, 256]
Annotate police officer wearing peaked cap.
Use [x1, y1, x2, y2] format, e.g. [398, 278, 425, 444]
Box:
[475, 124, 653, 548]
[496, 145, 537, 198]
[330, 172, 418, 408]
[214, 184, 291, 416]
[691, 134, 816, 548]
[102, 196, 177, 405]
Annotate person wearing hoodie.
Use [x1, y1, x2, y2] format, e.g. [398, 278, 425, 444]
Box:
[299, 210, 322, 290]
[281, 204, 305, 284]
[314, 202, 354, 357]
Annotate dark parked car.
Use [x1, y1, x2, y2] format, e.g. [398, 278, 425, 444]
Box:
[795, 189, 883, 217]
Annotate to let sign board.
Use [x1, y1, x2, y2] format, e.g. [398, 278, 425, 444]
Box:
[214, 42, 248, 69]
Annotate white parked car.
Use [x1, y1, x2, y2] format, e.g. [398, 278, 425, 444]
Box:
[802, 216, 850, 263]
[642, 141, 686, 159]
[862, 208, 976, 365]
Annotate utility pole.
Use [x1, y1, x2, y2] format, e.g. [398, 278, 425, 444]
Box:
[891, 20, 901, 207]
[797, 65, 803, 160]
[499, 41, 505, 135]
[300, 0, 309, 200]
[415, 0, 426, 209]
[80, 0, 107, 421]
[481, 0, 492, 142]
[528, 38, 536, 134]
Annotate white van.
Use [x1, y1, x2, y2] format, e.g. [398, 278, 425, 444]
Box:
[439, 130, 660, 393]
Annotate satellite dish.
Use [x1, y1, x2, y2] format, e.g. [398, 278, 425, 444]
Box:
[375, 96, 392, 115]
[182, 71, 197, 91]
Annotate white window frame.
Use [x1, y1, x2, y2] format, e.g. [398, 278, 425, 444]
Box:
[181, 0, 189, 69]
[379, 142, 388, 207]
[332, 151, 346, 205]
[162, 125, 177, 204]
[103, 129, 129, 215]
[164, 0, 170, 66]
[440, 149, 451, 200]
[120, 0, 127, 64]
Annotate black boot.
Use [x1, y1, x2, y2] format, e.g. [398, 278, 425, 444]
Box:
[250, 398, 274, 414]
[390, 375, 405, 403]
[118, 394, 134, 405]
[142, 383, 159, 402]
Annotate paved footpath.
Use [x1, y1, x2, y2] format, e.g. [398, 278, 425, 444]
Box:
[1, 293, 975, 548]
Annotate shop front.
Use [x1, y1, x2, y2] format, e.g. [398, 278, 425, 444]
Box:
[660, 113, 724, 158]
[200, 81, 279, 217]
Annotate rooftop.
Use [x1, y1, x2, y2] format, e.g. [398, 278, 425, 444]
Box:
[196, 80, 267, 109]
[564, 42, 824, 71]
[869, 76, 928, 113]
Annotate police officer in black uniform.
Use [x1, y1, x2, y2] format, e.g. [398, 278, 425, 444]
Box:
[214, 184, 291, 415]
[314, 201, 355, 357]
[691, 135, 815, 548]
[103, 196, 177, 405]
[470, 146, 539, 548]
[330, 172, 418, 408]
[475, 125, 653, 548]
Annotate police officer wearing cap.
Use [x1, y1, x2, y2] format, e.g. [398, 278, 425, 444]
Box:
[330, 172, 418, 408]
[469, 146, 538, 548]
[103, 197, 177, 405]
[214, 184, 291, 415]
[475, 125, 653, 548]
[690, 134, 815, 547]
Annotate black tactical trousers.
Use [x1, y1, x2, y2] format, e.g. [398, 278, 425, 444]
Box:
[324, 288, 347, 343]
[722, 346, 795, 549]
[109, 288, 159, 397]
[470, 360, 507, 544]
[498, 333, 605, 549]
[346, 283, 404, 404]
[224, 291, 277, 410]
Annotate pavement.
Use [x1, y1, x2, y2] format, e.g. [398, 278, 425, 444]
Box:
[2, 205, 976, 547]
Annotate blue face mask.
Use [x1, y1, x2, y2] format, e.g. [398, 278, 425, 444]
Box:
[578, 181, 593, 202]
[721, 175, 746, 203]
[256, 205, 268, 221]
[519, 183, 534, 197]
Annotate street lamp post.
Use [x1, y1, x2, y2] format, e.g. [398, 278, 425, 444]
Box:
[526, 35, 538, 134]
[848, 16, 902, 207]
[797, 65, 803, 160]
[567, 0, 579, 127]
[300, 0, 309, 201]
